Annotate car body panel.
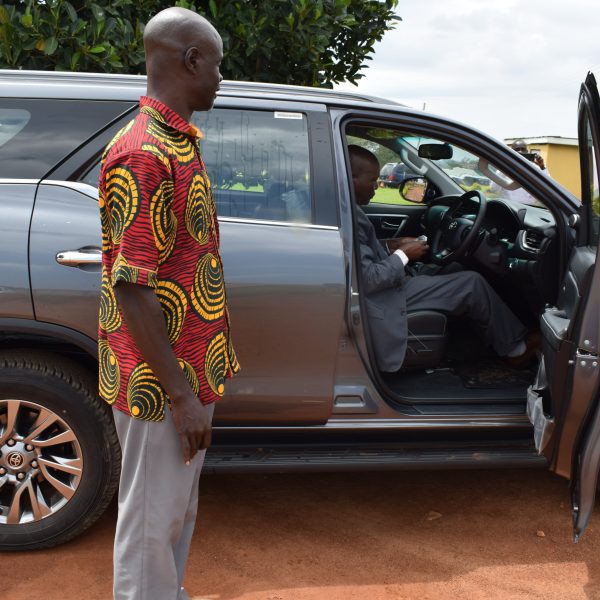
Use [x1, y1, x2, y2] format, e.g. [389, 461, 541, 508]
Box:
[0, 183, 36, 319]
[29, 182, 102, 338]
[215, 219, 346, 424]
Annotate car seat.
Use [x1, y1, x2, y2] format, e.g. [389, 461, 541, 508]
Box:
[402, 311, 448, 368]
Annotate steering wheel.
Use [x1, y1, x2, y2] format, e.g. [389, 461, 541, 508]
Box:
[429, 190, 487, 265]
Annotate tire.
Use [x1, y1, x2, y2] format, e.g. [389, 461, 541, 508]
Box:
[0, 351, 120, 550]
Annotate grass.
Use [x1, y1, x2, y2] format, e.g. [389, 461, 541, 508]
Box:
[372, 186, 420, 206]
[219, 182, 419, 206]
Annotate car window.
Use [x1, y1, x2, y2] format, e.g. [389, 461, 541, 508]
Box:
[346, 134, 424, 207]
[0, 99, 132, 180]
[346, 125, 550, 209]
[581, 110, 600, 246]
[0, 108, 30, 148]
[406, 135, 549, 209]
[193, 108, 312, 224]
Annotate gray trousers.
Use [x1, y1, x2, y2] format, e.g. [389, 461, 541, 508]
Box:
[405, 270, 528, 356]
[113, 403, 214, 600]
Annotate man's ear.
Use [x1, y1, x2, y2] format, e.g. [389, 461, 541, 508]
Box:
[184, 46, 201, 73]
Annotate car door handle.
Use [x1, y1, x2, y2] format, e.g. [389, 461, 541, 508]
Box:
[381, 221, 403, 230]
[56, 248, 102, 267]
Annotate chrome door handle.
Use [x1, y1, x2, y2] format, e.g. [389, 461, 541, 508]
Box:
[56, 248, 102, 267]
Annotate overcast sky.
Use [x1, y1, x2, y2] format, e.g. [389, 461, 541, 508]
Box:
[334, 0, 600, 142]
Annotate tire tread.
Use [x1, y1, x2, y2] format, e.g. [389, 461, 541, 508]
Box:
[0, 350, 120, 550]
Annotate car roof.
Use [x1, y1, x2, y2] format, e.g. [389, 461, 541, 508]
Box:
[0, 69, 403, 108]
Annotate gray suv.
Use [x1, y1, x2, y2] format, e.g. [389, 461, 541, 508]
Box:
[1, 70, 600, 550]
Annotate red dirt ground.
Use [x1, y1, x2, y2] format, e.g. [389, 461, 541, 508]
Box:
[3, 468, 600, 599]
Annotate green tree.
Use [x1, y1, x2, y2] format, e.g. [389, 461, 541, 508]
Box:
[0, 0, 400, 86]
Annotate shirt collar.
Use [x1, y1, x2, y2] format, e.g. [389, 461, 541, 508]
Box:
[139, 96, 203, 139]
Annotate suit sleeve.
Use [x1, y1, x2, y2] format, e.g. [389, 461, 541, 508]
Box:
[357, 217, 407, 294]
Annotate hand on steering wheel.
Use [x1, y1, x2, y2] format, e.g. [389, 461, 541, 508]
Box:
[430, 190, 487, 265]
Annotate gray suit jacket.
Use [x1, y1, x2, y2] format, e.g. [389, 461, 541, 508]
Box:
[356, 208, 408, 371]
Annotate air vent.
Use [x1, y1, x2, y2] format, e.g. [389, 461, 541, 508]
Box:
[523, 230, 545, 252]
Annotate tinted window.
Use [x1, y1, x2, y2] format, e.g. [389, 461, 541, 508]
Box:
[582, 113, 600, 247]
[0, 99, 133, 179]
[193, 108, 312, 223]
[0, 108, 30, 148]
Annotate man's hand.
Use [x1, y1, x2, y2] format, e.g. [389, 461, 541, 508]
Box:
[401, 240, 429, 261]
[387, 237, 429, 261]
[534, 154, 546, 170]
[386, 236, 415, 251]
[171, 395, 213, 464]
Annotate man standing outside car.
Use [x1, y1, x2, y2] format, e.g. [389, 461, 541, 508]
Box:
[511, 138, 549, 172]
[98, 7, 239, 600]
[495, 139, 552, 206]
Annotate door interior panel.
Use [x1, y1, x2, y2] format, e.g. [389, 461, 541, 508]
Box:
[362, 203, 427, 239]
[540, 310, 570, 351]
[541, 246, 596, 379]
[556, 246, 596, 322]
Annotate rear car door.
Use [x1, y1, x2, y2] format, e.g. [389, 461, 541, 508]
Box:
[192, 102, 346, 425]
[36, 100, 347, 426]
[527, 73, 600, 541]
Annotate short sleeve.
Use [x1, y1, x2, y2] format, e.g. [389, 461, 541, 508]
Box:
[102, 150, 172, 288]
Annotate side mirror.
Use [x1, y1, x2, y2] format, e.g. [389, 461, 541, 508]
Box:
[418, 143, 453, 160]
[400, 177, 428, 203]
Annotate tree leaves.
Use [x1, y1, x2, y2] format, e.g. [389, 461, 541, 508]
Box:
[0, 0, 399, 87]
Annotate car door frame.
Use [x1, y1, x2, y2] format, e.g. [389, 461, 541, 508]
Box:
[533, 72, 600, 542]
[331, 106, 579, 407]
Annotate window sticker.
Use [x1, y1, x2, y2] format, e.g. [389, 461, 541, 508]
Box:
[274, 112, 303, 120]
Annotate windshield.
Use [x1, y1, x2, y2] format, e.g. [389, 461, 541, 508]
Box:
[352, 126, 549, 209]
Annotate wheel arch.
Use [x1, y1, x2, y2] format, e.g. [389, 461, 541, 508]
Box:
[0, 318, 98, 374]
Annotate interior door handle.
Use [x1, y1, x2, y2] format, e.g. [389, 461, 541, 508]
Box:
[56, 248, 102, 267]
[381, 221, 403, 230]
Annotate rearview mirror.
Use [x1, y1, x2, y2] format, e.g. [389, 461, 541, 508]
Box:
[418, 143, 453, 160]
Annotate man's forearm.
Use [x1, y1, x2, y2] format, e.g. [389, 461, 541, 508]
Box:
[114, 282, 193, 403]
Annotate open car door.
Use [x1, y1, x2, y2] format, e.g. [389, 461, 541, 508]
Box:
[528, 72, 600, 541]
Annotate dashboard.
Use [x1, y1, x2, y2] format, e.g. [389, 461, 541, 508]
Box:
[480, 199, 556, 260]
[422, 194, 561, 314]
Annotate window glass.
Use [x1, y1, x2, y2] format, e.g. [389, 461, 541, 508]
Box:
[193, 109, 312, 223]
[346, 134, 424, 207]
[0, 109, 30, 148]
[582, 114, 600, 246]
[0, 99, 132, 179]
[346, 126, 548, 209]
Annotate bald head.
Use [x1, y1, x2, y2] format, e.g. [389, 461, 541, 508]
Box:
[143, 7, 223, 117]
[144, 8, 220, 75]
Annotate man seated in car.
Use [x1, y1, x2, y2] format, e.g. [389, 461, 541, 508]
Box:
[348, 144, 540, 372]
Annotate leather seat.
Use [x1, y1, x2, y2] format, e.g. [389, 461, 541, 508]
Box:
[402, 310, 447, 368]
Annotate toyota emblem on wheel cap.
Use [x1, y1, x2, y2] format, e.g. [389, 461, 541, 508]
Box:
[7, 452, 24, 469]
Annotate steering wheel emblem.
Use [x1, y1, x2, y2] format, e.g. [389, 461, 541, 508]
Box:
[7, 452, 24, 469]
[448, 220, 458, 230]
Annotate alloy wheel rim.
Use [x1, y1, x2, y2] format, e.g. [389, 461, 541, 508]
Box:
[0, 399, 83, 525]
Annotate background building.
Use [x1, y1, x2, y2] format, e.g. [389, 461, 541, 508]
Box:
[505, 136, 580, 199]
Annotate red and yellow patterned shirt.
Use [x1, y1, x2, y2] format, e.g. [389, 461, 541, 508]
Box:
[98, 96, 239, 421]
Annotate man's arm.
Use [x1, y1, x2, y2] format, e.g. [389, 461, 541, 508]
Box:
[115, 283, 212, 463]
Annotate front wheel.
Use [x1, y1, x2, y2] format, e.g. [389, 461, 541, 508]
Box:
[0, 351, 120, 550]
